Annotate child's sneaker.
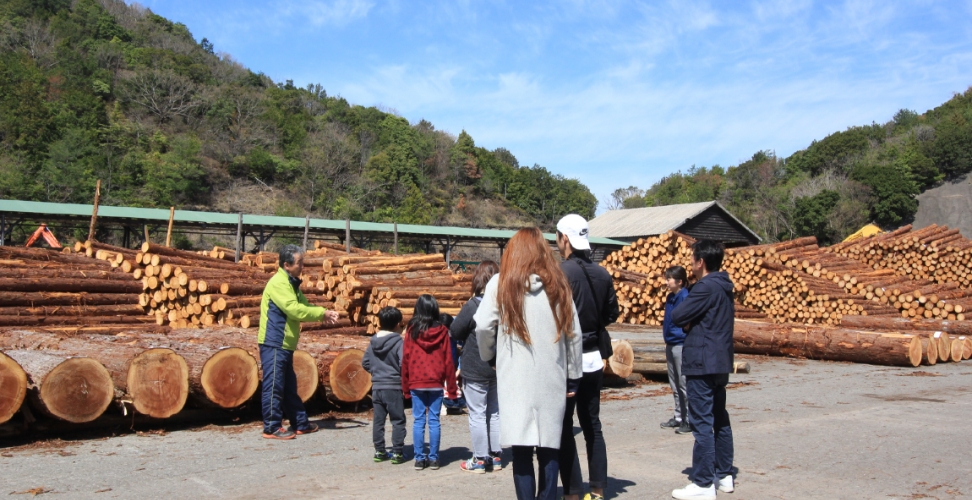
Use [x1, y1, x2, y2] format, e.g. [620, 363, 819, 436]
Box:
[414, 459, 427, 470]
[389, 452, 406, 464]
[428, 460, 440, 470]
[373, 451, 391, 462]
[460, 457, 486, 474]
[490, 453, 503, 471]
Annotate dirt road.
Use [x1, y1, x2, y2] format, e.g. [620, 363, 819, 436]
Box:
[2, 352, 971, 499]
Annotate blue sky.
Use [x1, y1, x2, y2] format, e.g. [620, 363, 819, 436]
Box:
[141, 0, 972, 211]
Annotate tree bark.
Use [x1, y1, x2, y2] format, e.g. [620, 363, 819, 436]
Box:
[0, 304, 147, 316]
[840, 315, 972, 337]
[0, 315, 155, 327]
[0, 278, 143, 293]
[733, 320, 922, 367]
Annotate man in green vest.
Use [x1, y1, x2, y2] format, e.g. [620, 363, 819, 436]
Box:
[259, 244, 340, 439]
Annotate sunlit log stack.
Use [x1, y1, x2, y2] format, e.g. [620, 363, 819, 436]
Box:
[828, 224, 972, 318]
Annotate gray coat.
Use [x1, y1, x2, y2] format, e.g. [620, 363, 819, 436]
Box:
[475, 274, 583, 449]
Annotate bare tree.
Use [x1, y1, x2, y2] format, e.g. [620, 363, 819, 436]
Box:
[294, 123, 359, 214]
[20, 19, 58, 68]
[122, 70, 199, 123]
[605, 185, 645, 210]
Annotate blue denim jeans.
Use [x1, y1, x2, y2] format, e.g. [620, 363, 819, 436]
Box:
[512, 446, 559, 500]
[410, 389, 443, 461]
[259, 344, 309, 434]
[686, 373, 734, 487]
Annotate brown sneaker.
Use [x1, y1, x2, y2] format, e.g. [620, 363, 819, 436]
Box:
[262, 428, 296, 440]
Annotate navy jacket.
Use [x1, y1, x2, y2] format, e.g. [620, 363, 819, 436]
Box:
[663, 288, 689, 345]
[669, 271, 735, 376]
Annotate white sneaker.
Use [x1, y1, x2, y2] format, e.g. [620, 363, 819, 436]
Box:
[672, 482, 716, 500]
[717, 475, 734, 493]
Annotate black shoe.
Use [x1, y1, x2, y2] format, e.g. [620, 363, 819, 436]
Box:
[374, 450, 391, 462]
[428, 460, 440, 470]
[660, 418, 679, 429]
[414, 459, 427, 470]
[676, 422, 693, 434]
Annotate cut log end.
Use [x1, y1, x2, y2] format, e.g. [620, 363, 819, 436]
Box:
[127, 348, 189, 419]
[200, 347, 259, 408]
[0, 351, 28, 424]
[40, 357, 114, 423]
[326, 349, 371, 403]
[293, 350, 319, 403]
[605, 339, 634, 378]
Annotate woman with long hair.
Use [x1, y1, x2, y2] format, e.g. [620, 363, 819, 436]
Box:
[474, 228, 583, 499]
[450, 260, 502, 473]
[401, 294, 459, 471]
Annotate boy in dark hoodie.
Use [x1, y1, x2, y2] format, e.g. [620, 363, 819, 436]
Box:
[669, 240, 735, 500]
[362, 307, 406, 464]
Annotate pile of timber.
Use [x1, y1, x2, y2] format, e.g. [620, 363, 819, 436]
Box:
[601, 231, 700, 325]
[0, 326, 374, 427]
[0, 245, 160, 331]
[829, 224, 972, 318]
[304, 250, 473, 334]
[601, 227, 968, 327]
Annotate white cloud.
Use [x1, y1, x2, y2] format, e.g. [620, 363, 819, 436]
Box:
[287, 0, 373, 26]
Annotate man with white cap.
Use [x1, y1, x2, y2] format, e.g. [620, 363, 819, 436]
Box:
[555, 214, 620, 500]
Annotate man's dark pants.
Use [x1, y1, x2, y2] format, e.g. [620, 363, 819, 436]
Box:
[260, 344, 309, 434]
[559, 368, 608, 494]
[372, 388, 406, 454]
[686, 373, 734, 487]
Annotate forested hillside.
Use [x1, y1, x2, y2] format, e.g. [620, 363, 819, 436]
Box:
[609, 87, 972, 245]
[0, 0, 596, 229]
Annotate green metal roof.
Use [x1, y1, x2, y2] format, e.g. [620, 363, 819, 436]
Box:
[0, 199, 627, 246]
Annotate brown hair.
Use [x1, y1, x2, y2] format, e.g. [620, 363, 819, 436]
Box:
[471, 260, 499, 296]
[497, 227, 574, 345]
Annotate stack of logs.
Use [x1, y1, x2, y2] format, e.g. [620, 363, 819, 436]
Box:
[0, 326, 372, 427]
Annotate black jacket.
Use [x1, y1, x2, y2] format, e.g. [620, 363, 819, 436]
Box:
[449, 296, 496, 383]
[361, 331, 404, 391]
[560, 254, 620, 353]
[670, 271, 735, 376]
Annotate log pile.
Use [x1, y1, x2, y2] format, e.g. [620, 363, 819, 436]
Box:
[828, 224, 972, 319]
[0, 238, 472, 429]
[601, 228, 969, 327]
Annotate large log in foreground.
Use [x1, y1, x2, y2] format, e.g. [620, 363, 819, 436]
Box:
[0, 351, 27, 424]
[0, 332, 190, 419]
[733, 320, 922, 367]
[4, 350, 114, 423]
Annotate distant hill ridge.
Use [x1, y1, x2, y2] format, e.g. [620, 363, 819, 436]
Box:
[608, 87, 972, 245]
[0, 0, 596, 236]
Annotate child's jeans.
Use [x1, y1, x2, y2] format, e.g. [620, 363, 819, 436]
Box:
[410, 389, 444, 461]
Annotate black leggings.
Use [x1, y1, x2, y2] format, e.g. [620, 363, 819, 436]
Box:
[559, 368, 607, 494]
[512, 446, 559, 500]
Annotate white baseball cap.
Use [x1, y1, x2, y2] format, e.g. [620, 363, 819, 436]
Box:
[556, 214, 591, 251]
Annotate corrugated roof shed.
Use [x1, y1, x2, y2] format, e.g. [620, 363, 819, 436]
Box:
[0, 199, 628, 246]
[588, 201, 761, 245]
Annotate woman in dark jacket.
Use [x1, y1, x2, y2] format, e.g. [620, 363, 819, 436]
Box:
[450, 260, 501, 473]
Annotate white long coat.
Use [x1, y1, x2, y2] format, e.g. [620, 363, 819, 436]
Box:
[475, 274, 583, 449]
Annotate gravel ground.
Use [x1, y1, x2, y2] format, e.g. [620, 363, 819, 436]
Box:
[2, 345, 971, 499]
